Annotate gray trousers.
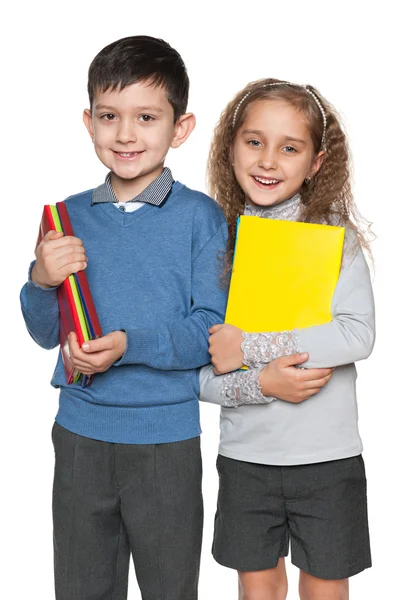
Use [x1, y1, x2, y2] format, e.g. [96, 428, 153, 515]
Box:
[52, 422, 203, 600]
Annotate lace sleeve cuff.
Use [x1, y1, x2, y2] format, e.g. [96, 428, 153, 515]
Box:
[220, 366, 275, 408]
[241, 330, 299, 368]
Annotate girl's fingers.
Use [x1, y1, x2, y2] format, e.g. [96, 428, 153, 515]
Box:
[209, 324, 224, 334]
[304, 374, 332, 389]
[303, 368, 333, 381]
[304, 388, 322, 398]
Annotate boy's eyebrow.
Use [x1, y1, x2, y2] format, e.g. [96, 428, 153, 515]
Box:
[95, 103, 164, 113]
[135, 105, 164, 113]
[242, 129, 307, 145]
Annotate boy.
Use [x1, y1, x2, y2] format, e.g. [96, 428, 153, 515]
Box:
[20, 36, 227, 600]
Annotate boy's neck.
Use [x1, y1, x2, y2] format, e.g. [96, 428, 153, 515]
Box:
[110, 165, 165, 202]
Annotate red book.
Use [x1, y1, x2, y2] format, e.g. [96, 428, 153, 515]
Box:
[56, 202, 102, 340]
[36, 203, 102, 385]
[36, 206, 76, 383]
[57, 280, 78, 384]
[36, 205, 55, 248]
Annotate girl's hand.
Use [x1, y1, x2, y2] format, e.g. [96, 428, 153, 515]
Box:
[209, 324, 244, 374]
[259, 353, 333, 403]
[68, 331, 127, 375]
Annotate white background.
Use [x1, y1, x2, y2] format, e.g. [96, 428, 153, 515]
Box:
[2, 1, 398, 598]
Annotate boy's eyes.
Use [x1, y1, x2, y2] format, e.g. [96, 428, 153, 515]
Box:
[139, 114, 154, 122]
[99, 114, 154, 122]
[101, 113, 116, 121]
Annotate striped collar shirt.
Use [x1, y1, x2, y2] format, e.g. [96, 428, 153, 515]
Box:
[91, 167, 174, 207]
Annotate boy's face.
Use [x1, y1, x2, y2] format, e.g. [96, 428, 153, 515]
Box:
[84, 81, 194, 199]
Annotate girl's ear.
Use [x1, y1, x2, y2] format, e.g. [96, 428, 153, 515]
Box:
[308, 150, 325, 178]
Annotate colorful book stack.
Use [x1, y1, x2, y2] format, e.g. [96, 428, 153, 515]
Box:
[225, 216, 345, 367]
[37, 203, 102, 386]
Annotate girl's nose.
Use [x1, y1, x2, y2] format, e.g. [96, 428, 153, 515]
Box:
[258, 149, 277, 170]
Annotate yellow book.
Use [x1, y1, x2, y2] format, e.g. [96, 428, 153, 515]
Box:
[225, 216, 345, 332]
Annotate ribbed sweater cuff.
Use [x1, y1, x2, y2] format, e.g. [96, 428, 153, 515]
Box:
[115, 327, 159, 366]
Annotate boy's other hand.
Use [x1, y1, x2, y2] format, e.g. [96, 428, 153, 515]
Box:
[259, 354, 333, 403]
[32, 230, 87, 288]
[209, 323, 244, 374]
[68, 331, 127, 375]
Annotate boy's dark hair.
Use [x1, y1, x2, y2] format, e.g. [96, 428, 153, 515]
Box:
[88, 35, 189, 121]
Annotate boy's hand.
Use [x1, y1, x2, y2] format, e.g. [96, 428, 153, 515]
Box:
[259, 353, 333, 403]
[68, 331, 127, 375]
[32, 230, 87, 288]
[209, 324, 244, 374]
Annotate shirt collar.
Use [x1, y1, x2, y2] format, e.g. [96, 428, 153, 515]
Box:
[91, 167, 174, 207]
[244, 193, 302, 221]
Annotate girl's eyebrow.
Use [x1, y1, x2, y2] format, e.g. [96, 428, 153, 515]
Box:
[242, 129, 264, 135]
[284, 136, 307, 145]
[242, 130, 307, 145]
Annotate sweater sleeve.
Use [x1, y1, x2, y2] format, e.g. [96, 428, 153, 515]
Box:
[115, 221, 228, 370]
[20, 261, 60, 350]
[241, 243, 375, 369]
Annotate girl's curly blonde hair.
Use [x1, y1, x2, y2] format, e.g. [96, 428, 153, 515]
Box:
[207, 78, 373, 262]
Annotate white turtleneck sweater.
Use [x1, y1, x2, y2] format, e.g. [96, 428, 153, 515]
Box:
[200, 195, 375, 466]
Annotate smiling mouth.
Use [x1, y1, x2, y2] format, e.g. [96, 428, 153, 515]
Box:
[113, 151, 144, 158]
[252, 176, 281, 187]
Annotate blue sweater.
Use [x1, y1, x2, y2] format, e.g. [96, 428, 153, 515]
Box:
[21, 182, 228, 443]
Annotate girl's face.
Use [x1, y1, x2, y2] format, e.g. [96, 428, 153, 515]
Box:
[232, 99, 324, 207]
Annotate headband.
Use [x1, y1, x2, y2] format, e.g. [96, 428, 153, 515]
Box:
[232, 82, 327, 150]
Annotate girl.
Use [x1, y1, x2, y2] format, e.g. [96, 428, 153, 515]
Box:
[200, 79, 375, 600]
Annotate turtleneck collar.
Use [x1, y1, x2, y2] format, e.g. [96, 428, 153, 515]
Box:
[244, 193, 302, 222]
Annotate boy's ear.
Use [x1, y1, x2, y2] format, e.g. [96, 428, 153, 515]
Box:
[83, 109, 94, 141]
[170, 113, 196, 149]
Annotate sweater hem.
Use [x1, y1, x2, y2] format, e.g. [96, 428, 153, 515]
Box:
[56, 396, 201, 444]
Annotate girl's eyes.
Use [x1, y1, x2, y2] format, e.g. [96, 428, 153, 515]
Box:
[246, 141, 297, 153]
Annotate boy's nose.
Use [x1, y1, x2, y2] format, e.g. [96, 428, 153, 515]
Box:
[117, 120, 138, 144]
